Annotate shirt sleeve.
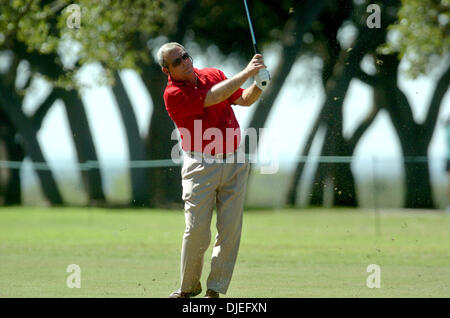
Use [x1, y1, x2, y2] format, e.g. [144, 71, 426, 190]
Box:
[228, 88, 244, 104]
[164, 86, 207, 121]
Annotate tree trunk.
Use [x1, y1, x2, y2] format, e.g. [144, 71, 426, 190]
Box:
[404, 157, 434, 208]
[285, 116, 324, 206]
[57, 89, 106, 205]
[285, 2, 350, 207]
[308, 131, 358, 207]
[323, 112, 358, 207]
[287, 0, 400, 208]
[0, 132, 5, 204]
[112, 71, 150, 206]
[333, 159, 357, 206]
[14, 41, 106, 206]
[309, 162, 327, 206]
[372, 53, 450, 209]
[3, 129, 24, 205]
[141, 63, 182, 207]
[0, 86, 63, 205]
[137, 0, 199, 207]
[304, 35, 369, 206]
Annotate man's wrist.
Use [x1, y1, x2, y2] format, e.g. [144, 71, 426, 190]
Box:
[240, 68, 253, 81]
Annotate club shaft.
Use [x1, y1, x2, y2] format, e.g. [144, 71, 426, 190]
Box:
[243, 0, 259, 54]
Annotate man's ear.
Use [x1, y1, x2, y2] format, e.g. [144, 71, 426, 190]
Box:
[162, 67, 169, 76]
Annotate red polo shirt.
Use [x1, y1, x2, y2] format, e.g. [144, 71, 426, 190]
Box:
[163, 68, 244, 155]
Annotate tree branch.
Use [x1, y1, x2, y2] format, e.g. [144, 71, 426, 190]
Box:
[354, 67, 380, 87]
[347, 106, 380, 149]
[20, 71, 33, 91]
[375, 53, 416, 132]
[32, 88, 60, 130]
[422, 65, 450, 141]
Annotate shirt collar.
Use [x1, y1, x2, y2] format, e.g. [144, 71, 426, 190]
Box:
[168, 68, 204, 87]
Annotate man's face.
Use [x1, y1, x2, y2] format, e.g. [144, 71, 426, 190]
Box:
[163, 46, 194, 81]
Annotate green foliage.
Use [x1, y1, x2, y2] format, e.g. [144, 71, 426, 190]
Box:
[0, 0, 167, 86]
[57, 0, 166, 71]
[0, 0, 58, 52]
[383, 0, 450, 77]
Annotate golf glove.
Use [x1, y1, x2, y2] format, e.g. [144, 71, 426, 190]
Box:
[255, 69, 271, 91]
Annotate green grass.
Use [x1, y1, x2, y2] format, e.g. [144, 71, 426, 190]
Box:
[0, 207, 449, 297]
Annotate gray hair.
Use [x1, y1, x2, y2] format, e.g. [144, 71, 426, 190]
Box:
[157, 42, 186, 68]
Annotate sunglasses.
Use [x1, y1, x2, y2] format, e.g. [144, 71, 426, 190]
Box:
[170, 52, 191, 68]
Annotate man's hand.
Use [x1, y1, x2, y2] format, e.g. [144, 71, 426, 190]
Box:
[233, 55, 269, 106]
[244, 54, 267, 77]
[245, 54, 270, 91]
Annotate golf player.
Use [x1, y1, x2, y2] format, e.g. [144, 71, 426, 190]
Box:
[157, 42, 269, 298]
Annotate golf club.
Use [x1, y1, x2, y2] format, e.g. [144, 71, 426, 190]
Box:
[243, 0, 270, 87]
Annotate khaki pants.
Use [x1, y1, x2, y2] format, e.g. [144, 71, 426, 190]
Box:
[179, 154, 250, 294]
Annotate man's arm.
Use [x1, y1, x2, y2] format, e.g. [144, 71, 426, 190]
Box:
[232, 83, 262, 106]
[204, 54, 265, 108]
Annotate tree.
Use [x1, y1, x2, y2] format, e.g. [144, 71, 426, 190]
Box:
[0, 0, 166, 206]
[130, 0, 199, 207]
[59, 0, 190, 207]
[286, 0, 400, 207]
[110, 70, 149, 206]
[356, 54, 449, 208]
[0, 78, 64, 205]
[0, 107, 24, 205]
[358, 0, 450, 208]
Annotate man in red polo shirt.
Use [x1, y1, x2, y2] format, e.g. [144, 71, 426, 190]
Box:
[158, 42, 269, 298]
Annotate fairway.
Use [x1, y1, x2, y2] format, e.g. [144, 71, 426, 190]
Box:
[0, 207, 449, 298]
